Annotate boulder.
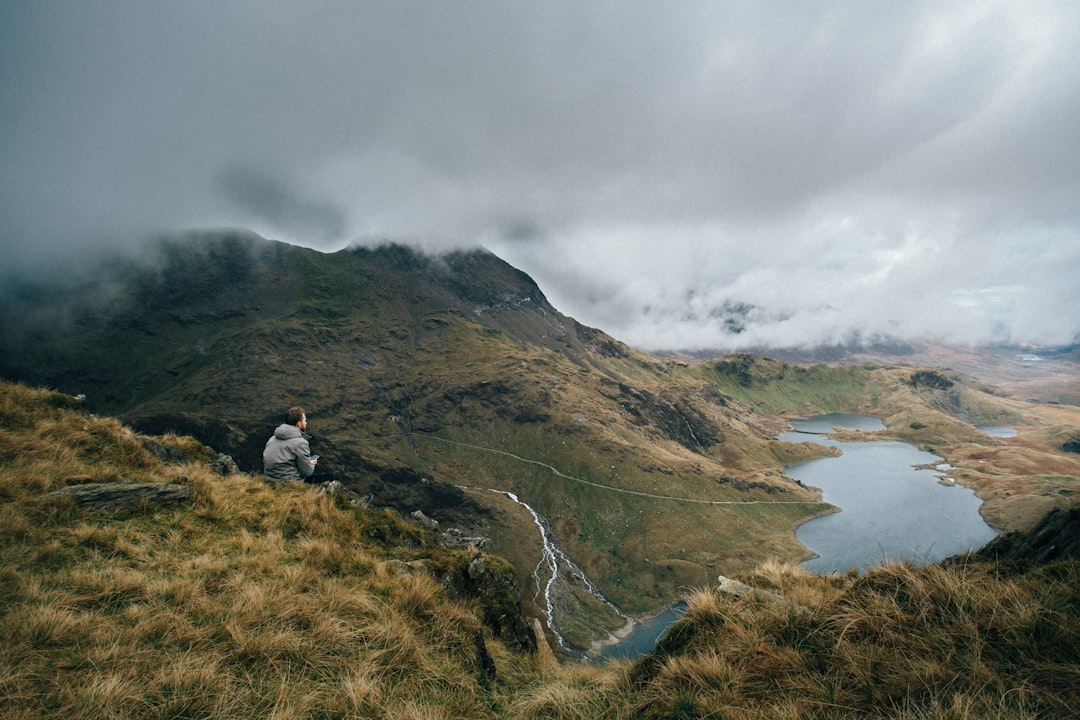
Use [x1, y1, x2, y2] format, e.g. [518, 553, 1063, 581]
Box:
[716, 574, 810, 615]
[409, 509, 439, 529]
[50, 482, 193, 511]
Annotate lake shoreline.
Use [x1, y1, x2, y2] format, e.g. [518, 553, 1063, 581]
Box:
[589, 599, 690, 661]
[788, 504, 842, 563]
[783, 414, 997, 573]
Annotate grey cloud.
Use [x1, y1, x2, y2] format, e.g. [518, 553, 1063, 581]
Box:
[217, 166, 346, 244]
[1, 1, 1078, 349]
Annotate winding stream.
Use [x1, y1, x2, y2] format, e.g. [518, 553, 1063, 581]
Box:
[493, 490, 629, 653]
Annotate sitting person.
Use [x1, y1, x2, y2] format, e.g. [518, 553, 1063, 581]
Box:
[263, 406, 318, 484]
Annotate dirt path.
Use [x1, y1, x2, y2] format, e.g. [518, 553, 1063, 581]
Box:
[405, 432, 826, 506]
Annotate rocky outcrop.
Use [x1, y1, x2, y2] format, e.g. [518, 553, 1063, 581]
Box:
[908, 369, 955, 390]
[438, 554, 536, 653]
[610, 381, 721, 451]
[716, 575, 810, 615]
[50, 482, 193, 511]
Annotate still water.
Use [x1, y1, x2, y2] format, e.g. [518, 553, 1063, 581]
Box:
[978, 425, 1017, 438]
[597, 413, 999, 659]
[597, 601, 687, 661]
[783, 414, 997, 573]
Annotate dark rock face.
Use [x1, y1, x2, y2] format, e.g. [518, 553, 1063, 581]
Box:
[909, 370, 955, 390]
[367, 467, 492, 529]
[976, 506, 1080, 567]
[437, 554, 536, 654]
[127, 413, 264, 471]
[711, 353, 763, 387]
[612, 382, 720, 450]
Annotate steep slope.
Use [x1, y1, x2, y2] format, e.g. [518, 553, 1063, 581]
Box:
[0, 380, 538, 718]
[3, 380, 1077, 719]
[0, 231, 826, 648]
[4, 230, 1077, 651]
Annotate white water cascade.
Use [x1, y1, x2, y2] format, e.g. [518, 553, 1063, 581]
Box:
[495, 490, 629, 651]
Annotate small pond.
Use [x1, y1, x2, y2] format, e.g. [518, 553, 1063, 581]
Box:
[977, 425, 1017, 438]
[783, 414, 998, 573]
[597, 601, 688, 661]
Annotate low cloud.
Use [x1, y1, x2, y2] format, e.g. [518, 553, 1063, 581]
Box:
[1, 1, 1078, 349]
[217, 166, 346, 244]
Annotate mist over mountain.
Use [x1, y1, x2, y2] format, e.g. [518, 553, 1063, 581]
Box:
[3, 2, 1079, 351]
[3, 229, 1079, 656]
[0, 230, 825, 646]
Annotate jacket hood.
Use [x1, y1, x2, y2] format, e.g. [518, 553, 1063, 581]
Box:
[274, 423, 303, 441]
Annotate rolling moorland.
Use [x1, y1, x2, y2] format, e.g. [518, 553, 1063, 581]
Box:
[2, 230, 1079, 656]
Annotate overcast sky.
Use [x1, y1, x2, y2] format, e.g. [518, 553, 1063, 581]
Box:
[2, 1, 1078, 350]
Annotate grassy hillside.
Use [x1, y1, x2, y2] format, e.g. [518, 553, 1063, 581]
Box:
[2, 232, 1079, 651]
[3, 380, 1078, 719]
[0, 233, 833, 647]
[0, 380, 540, 717]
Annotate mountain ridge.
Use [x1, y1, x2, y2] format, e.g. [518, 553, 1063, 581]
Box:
[2, 230, 826, 646]
[3, 229, 1079, 650]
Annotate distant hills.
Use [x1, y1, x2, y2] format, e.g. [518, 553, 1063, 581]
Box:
[3, 229, 1078, 650]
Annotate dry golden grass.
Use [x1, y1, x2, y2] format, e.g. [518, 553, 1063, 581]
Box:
[622, 559, 1079, 719]
[0, 381, 526, 719]
[2, 379, 1077, 719]
[506, 661, 627, 720]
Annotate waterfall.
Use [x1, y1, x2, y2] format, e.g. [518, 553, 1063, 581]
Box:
[495, 490, 629, 651]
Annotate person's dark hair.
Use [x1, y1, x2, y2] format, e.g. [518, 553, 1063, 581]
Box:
[286, 406, 306, 425]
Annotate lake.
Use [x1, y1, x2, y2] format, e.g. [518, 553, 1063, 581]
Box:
[783, 414, 997, 573]
[596, 412, 999, 659]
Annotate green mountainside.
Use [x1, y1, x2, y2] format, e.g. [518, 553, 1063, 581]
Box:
[3, 230, 1078, 651]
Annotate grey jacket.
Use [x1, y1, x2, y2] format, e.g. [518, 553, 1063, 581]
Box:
[263, 424, 316, 483]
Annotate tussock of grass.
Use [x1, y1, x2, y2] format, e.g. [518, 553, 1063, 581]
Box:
[2, 379, 1077, 719]
[627, 560, 1079, 719]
